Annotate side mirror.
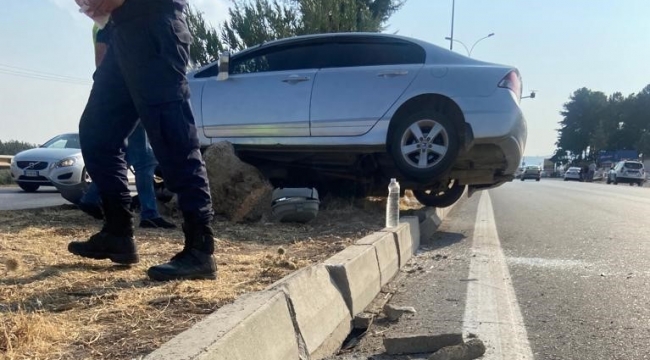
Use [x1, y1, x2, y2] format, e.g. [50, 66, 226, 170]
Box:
[217, 51, 230, 81]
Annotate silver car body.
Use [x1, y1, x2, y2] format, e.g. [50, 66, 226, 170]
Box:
[563, 167, 582, 181]
[609, 160, 645, 184]
[187, 32, 527, 191]
[10, 133, 135, 196]
[10, 133, 85, 188]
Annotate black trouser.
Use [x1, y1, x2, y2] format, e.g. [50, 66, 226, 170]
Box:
[79, 0, 213, 226]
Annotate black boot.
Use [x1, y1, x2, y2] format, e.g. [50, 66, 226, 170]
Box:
[68, 196, 139, 265]
[147, 217, 216, 281]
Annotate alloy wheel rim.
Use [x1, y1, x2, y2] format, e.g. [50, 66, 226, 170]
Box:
[400, 119, 449, 169]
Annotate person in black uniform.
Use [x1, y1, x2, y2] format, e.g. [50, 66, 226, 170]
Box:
[69, 0, 217, 281]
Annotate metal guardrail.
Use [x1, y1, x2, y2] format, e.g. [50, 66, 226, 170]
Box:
[0, 155, 13, 169]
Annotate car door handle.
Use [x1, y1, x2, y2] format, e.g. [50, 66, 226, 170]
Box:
[282, 75, 310, 83]
[377, 70, 409, 78]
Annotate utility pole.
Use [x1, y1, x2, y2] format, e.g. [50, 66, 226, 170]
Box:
[449, 0, 455, 50]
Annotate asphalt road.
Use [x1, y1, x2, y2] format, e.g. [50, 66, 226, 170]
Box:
[0, 186, 69, 210]
[328, 179, 650, 360]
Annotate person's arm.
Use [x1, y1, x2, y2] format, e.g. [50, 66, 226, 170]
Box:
[93, 23, 111, 67]
[80, 0, 125, 18]
[95, 42, 108, 68]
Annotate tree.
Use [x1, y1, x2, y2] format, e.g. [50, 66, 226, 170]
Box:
[221, 0, 299, 51]
[295, 0, 404, 34]
[185, 5, 224, 68]
[0, 140, 36, 155]
[220, 0, 405, 51]
[637, 131, 650, 160]
[554, 84, 650, 163]
[556, 87, 608, 161]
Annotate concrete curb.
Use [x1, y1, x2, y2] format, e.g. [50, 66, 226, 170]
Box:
[144, 197, 463, 360]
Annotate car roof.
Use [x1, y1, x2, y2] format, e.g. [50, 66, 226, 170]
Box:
[190, 32, 507, 76]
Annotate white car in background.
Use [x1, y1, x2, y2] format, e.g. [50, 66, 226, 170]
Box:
[563, 167, 582, 182]
[10, 133, 87, 192]
[10, 133, 135, 204]
[607, 160, 645, 186]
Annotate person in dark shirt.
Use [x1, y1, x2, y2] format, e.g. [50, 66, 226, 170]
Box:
[69, 0, 217, 282]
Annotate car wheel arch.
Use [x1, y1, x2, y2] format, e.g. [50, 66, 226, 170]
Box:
[386, 93, 467, 152]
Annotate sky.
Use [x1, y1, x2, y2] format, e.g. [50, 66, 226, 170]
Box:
[1, 0, 649, 157]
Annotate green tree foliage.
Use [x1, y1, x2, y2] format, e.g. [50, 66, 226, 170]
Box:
[296, 0, 404, 34]
[221, 0, 300, 51]
[189, 0, 405, 56]
[555, 84, 650, 162]
[185, 5, 224, 68]
[0, 140, 36, 155]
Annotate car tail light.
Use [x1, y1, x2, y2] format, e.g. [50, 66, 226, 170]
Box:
[498, 70, 522, 101]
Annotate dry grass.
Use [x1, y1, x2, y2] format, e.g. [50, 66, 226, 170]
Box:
[0, 193, 422, 360]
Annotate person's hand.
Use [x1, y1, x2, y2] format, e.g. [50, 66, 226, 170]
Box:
[85, 0, 125, 16]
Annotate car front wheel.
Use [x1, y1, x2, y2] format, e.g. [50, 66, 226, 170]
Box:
[412, 179, 466, 208]
[389, 109, 460, 183]
[18, 182, 39, 192]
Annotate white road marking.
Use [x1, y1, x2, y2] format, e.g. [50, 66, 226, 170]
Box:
[507, 257, 588, 269]
[462, 191, 534, 359]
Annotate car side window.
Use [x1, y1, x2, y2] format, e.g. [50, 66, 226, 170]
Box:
[230, 43, 326, 75]
[321, 40, 426, 69]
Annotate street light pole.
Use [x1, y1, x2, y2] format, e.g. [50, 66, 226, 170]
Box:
[445, 33, 494, 57]
[469, 33, 494, 57]
[449, 0, 455, 50]
[445, 38, 469, 55]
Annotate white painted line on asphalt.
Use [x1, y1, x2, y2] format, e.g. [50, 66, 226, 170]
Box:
[462, 191, 534, 359]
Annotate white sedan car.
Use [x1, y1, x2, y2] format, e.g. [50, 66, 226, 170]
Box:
[10, 133, 135, 204]
[187, 32, 527, 207]
[10, 133, 87, 192]
[563, 167, 583, 181]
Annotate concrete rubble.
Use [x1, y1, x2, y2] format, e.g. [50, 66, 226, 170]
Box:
[383, 304, 417, 321]
[383, 333, 463, 355]
[428, 339, 486, 360]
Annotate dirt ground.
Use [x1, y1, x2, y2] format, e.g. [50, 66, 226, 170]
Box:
[0, 194, 422, 360]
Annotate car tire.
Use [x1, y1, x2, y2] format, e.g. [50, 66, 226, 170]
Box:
[564, 178, 568, 181]
[412, 179, 466, 208]
[18, 182, 39, 192]
[389, 109, 460, 183]
[521, 178, 525, 181]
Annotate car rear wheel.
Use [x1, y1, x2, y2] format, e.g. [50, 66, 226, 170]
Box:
[389, 109, 459, 183]
[412, 179, 465, 208]
[18, 182, 39, 192]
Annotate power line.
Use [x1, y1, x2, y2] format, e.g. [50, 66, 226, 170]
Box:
[0, 63, 92, 86]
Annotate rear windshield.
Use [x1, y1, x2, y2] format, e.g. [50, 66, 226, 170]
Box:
[624, 162, 643, 169]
